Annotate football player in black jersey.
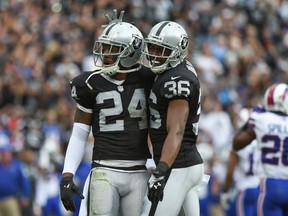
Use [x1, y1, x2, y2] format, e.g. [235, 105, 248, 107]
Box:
[59, 11, 155, 216]
[142, 21, 205, 216]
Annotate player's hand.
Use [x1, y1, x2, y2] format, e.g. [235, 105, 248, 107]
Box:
[220, 192, 229, 210]
[147, 161, 169, 203]
[102, 9, 125, 28]
[60, 176, 84, 212]
[220, 190, 236, 210]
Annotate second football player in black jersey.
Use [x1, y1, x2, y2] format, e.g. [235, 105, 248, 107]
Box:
[142, 21, 204, 216]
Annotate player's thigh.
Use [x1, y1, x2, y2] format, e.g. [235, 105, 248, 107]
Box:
[182, 190, 200, 216]
[79, 171, 91, 216]
[89, 168, 120, 216]
[236, 188, 258, 216]
[155, 164, 204, 216]
[258, 178, 288, 216]
[120, 172, 149, 216]
[182, 164, 204, 216]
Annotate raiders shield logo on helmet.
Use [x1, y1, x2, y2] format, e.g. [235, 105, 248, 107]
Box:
[181, 36, 188, 50]
[132, 36, 142, 50]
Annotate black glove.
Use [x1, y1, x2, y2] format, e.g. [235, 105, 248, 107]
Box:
[147, 161, 170, 203]
[60, 176, 84, 212]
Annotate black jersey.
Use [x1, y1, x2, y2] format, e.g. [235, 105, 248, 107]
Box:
[148, 60, 203, 168]
[70, 65, 155, 161]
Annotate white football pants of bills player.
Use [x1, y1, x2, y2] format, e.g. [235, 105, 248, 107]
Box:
[142, 163, 205, 216]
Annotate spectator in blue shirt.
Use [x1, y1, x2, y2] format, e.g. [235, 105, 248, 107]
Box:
[0, 131, 30, 216]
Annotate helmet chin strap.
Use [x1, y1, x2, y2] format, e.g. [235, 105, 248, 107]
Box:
[100, 65, 120, 76]
[85, 64, 142, 90]
[150, 61, 170, 75]
[101, 63, 141, 75]
[118, 64, 142, 73]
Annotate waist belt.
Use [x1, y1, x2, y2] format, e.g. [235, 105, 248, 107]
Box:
[92, 161, 146, 171]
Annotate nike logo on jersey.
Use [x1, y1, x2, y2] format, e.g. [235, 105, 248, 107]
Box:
[171, 76, 181, 80]
[64, 184, 71, 188]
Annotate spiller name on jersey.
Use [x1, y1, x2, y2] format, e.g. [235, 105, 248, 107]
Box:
[268, 123, 288, 134]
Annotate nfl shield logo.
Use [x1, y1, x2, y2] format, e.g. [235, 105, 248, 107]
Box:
[118, 85, 124, 92]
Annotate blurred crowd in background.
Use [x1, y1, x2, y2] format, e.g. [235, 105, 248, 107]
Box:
[1, 0, 288, 215]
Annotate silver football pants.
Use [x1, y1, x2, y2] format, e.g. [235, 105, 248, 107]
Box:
[142, 163, 204, 216]
[79, 167, 149, 216]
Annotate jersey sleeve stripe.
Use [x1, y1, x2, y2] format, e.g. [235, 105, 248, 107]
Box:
[77, 103, 93, 113]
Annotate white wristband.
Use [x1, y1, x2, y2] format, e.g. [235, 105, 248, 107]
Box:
[145, 158, 156, 171]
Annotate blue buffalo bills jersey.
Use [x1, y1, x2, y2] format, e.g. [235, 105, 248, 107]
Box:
[69, 65, 155, 161]
[148, 60, 203, 168]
